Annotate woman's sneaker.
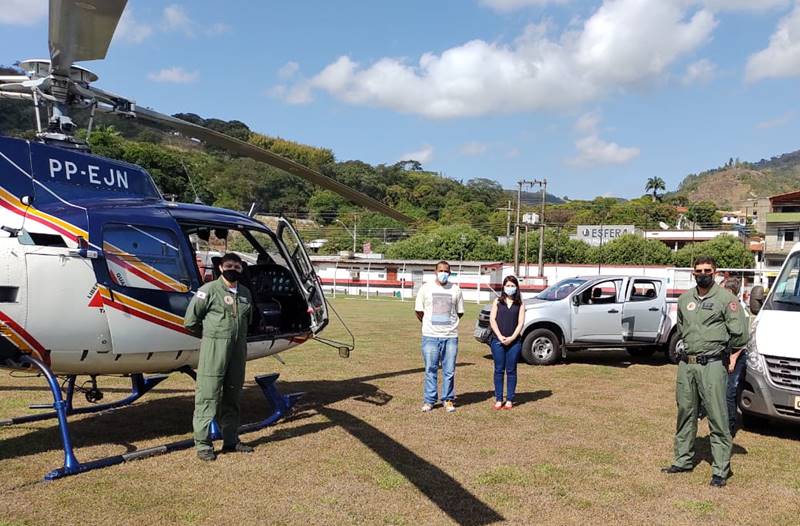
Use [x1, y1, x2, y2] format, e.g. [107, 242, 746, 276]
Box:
[421, 403, 433, 412]
[444, 400, 456, 413]
[503, 401, 513, 410]
[493, 401, 503, 410]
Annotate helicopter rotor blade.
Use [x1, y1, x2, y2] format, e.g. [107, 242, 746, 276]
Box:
[123, 106, 414, 224]
[49, 0, 128, 76]
[0, 76, 29, 84]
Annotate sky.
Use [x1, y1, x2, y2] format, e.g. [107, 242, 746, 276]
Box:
[2, 0, 800, 200]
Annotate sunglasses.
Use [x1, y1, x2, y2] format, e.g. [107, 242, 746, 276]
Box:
[693, 269, 715, 275]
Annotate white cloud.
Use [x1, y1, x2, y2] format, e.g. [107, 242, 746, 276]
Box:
[746, 3, 800, 81]
[505, 147, 521, 158]
[568, 113, 639, 166]
[161, 4, 229, 38]
[284, 0, 717, 118]
[268, 83, 313, 104]
[459, 141, 489, 156]
[163, 4, 193, 36]
[681, 58, 717, 85]
[399, 145, 434, 164]
[702, 0, 789, 11]
[147, 67, 199, 84]
[479, 0, 569, 12]
[756, 111, 795, 129]
[0, 0, 46, 25]
[278, 61, 300, 80]
[114, 8, 153, 44]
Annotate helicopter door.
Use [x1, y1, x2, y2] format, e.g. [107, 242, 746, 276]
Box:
[99, 222, 197, 354]
[276, 217, 328, 333]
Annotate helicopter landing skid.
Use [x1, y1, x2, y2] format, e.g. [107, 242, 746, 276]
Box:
[10, 356, 301, 480]
[0, 371, 170, 427]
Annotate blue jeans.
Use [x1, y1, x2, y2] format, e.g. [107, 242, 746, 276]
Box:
[727, 351, 747, 435]
[421, 336, 458, 404]
[490, 336, 522, 402]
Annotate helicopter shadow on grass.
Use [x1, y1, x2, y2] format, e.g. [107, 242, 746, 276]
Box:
[1, 361, 504, 525]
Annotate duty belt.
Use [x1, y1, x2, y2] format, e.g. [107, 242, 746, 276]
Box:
[679, 354, 722, 365]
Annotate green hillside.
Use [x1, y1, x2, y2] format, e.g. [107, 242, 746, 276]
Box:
[675, 152, 800, 208]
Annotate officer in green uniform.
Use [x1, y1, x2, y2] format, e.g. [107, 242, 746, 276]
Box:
[662, 256, 748, 487]
[185, 253, 254, 461]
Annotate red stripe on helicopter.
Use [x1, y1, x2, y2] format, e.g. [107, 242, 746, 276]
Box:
[101, 296, 193, 336]
[105, 252, 177, 292]
[0, 310, 51, 365]
[0, 199, 78, 242]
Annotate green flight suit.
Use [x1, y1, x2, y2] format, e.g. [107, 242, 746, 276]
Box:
[672, 283, 748, 479]
[184, 277, 253, 451]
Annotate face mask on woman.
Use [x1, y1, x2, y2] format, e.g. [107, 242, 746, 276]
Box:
[504, 285, 517, 297]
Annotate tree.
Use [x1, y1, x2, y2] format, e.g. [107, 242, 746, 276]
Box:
[644, 177, 666, 202]
[595, 234, 674, 265]
[685, 200, 719, 227]
[386, 224, 504, 261]
[672, 235, 753, 269]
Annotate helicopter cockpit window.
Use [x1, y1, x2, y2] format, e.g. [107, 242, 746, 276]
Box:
[103, 224, 190, 292]
[189, 227, 290, 283]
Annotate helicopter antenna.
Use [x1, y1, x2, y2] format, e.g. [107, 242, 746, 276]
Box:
[247, 202, 256, 217]
[180, 160, 203, 204]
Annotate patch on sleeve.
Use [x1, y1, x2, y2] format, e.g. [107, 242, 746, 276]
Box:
[728, 301, 738, 312]
[686, 302, 696, 311]
[196, 291, 207, 300]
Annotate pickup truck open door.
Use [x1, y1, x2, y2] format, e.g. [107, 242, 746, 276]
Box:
[571, 278, 624, 343]
[621, 278, 667, 343]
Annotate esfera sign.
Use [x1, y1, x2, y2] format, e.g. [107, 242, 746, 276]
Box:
[576, 225, 636, 246]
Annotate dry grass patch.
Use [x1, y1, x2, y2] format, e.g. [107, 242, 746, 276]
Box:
[2, 298, 800, 525]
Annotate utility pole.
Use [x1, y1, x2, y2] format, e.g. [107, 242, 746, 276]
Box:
[513, 180, 537, 276]
[518, 178, 548, 277]
[535, 178, 547, 277]
[497, 200, 513, 238]
[336, 215, 358, 253]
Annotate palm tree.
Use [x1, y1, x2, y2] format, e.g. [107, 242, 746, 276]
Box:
[645, 177, 666, 202]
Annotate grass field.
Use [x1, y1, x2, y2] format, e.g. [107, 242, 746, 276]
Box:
[1, 298, 799, 526]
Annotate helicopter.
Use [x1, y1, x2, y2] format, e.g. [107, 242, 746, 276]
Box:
[0, 0, 412, 480]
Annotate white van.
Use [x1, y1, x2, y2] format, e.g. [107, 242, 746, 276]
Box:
[740, 242, 800, 424]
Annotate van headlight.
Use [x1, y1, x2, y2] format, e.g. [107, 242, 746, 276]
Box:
[746, 318, 766, 374]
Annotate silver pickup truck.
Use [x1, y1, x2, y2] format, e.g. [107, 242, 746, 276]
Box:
[475, 276, 680, 365]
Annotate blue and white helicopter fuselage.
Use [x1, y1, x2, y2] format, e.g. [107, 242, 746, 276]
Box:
[0, 135, 328, 376]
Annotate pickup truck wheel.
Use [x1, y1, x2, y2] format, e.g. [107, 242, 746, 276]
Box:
[667, 332, 683, 364]
[521, 329, 560, 365]
[627, 347, 656, 359]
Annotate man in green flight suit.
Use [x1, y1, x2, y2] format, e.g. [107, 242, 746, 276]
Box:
[662, 256, 749, 487]
[185, 252, 254, 461]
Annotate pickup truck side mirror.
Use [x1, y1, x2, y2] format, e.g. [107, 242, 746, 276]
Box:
[571, 295, 580, 307]
[750, 286, 765, 315]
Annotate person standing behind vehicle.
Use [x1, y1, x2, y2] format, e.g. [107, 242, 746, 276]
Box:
[489, 276, 526, 410]
[415, 261, 464, 413]
[661, 256, 748, 487]
[184, 253, 254, 461]
[722, 277, 749, 438]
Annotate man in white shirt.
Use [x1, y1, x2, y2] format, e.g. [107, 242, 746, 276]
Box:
[415, 260, 465, 413]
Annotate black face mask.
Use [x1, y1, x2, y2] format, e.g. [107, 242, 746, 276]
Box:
[695, 274, 714, 288]
[222, 269, 241, 283]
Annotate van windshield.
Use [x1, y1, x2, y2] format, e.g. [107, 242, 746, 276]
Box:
[537, 278, 587, 301]
[766, 252, 800, 312]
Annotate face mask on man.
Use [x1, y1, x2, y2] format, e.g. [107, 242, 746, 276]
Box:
[695, 274, 714, 288]
[222, 269, 241, 283]
[437, 272, 449, 284]
[504, 286, 517, 296]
